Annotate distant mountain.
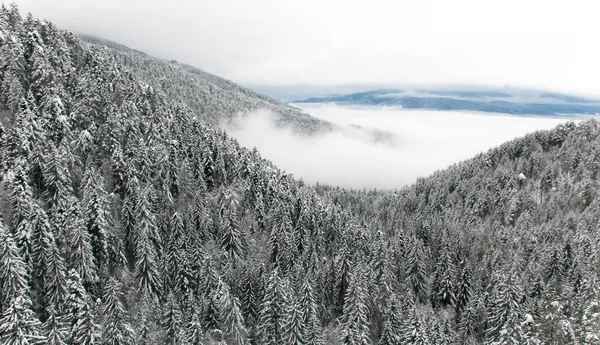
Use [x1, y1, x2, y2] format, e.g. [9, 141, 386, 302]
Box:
[294, 88, 600, 117]
[1, 6, 599, 345]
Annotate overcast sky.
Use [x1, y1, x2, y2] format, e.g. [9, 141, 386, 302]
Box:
[17, 0, 600, 96]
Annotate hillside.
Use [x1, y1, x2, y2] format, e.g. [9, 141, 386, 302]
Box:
[295, 88, 600, 117]
[0, 6, 342, 345]
[316, 120, 600, 343]
[81, 35, 330, 134]
[0, 5, 598, 345]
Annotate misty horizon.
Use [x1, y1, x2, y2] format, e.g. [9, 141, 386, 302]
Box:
[1, 5, 599, 345]
[221, 104, 569, 189]
[15, 0, 600, 98]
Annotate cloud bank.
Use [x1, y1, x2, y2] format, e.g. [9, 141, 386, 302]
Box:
[222, 104, 569, 190]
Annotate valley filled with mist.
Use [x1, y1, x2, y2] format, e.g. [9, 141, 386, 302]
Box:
[0, 3, 599, 345]
[222, 103, 568, 189]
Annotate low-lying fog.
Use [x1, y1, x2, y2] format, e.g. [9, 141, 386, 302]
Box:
[222, 103, 570, 189]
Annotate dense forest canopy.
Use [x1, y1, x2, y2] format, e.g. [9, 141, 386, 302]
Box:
[79, 35, 330, 135]
[0, 4, 598, 345]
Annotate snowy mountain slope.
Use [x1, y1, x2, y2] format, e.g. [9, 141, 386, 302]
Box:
[82, 35, 332, 134]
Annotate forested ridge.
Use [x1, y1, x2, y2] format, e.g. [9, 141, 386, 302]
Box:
[0, 5, 598, 345]
[80, 35, 329, 134]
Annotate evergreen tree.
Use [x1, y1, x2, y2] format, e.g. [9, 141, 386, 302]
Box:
[164, 211, 190, 293]
[44, 305, 68, 345]
[336, 246, 352, 316]
[455, 263, 472, 316]
[269, 201, 295, 272]
[0, 222, 45, 344]
[7, 160, 36, 268]
[433, 245, 456, 308]
[186, 303, 205, 345]
[282, 299, 305, 345]
[0, 294, 46, 345]
[200, 259, 221, 332]
[339, 264, 370, 345]
[81, 163, 111, 270]
[66, 198, 98, 289]
[219, 199, 245, 263]
[30, 205, 67, 313]
[401, 310, 431, 345]
[101, 277, 135, 345]
[378, 293, 402, 345]
[42, 140, 74, 208]
[299, 278, 324, 345]
[0, 221, 30, 310]
[238, 267, 259, 329]
[257, 270, 288, 345]
[486, 273, 528, 344]
[134, 298, 158, 345]
[162, 292, 184, 345]
[216, 280, 248, 345]
[405, 237, 429, 303]
[64, 270, 99, 345]
[133, 185, 161, 298]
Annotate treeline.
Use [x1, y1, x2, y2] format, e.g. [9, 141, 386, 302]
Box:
[316, 120, 600, 344]
[0, 4, 598, 345]
[80, 35, 329, 134]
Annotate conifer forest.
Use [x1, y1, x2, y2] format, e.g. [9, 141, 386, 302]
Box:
[0, 4, 598, 344]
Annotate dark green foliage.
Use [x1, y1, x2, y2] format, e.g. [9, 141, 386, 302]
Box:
[339, 264, 371, 345]
[64, 270, 99, 345]
[44, 305, 68, 345]
[0, 294, 45, 344]
[102, 278, 135, 345]
[0, 6, 598, 345]
[257, 271, 289, 344]
[161, 292, 183, 345]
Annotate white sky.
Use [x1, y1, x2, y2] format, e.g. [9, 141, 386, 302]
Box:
[17, 0, 600, 96]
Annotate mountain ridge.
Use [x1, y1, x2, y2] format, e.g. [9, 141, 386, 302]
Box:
[80, 35, 332, 134]
[0, 5, 598, 345]
[294, 88, 600, 117]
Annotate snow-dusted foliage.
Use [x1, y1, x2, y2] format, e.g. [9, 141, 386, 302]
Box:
[0, 5, 598, 345]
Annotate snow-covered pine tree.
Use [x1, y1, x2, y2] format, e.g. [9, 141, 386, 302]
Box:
[44, 305, 68, 345]
[405, 236, 430, 304]
[299, 278, 324, 345]
[81, 162, 111, 271]
[216, 279, 248, 345]
[64, 269, 100, 345]
[433, 244, 457, 308]
[133, 185, 161, 298]
[65, 197, 98, 289]
[257, 270, 289, 345]
[101, 277, 135, 345]
[218, 188, 245, 263]
[338, 263, 370, 345]
[377, 292, 402, 345]
[280, 298, 303, 345]
[162, 292, 184, 345]
[0, 221, 45, 344]
[0, 294, 46, 344]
